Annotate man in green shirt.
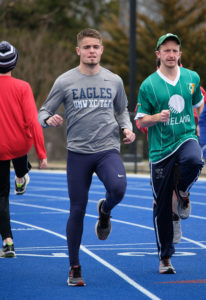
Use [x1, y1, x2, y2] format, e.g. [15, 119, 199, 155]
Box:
[135, 33, 204, 274]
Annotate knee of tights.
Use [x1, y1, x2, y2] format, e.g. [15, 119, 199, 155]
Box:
[110, 185, 126, 201]
[70, 207, 86, 218]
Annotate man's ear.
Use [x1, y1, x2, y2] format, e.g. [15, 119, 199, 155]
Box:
[76, 47, 80, 56]
[155, 50, 160, 59]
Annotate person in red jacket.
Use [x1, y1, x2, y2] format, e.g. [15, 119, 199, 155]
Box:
[0, 41, 47, 258]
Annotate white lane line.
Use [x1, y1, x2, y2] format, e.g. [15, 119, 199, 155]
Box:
[11, 219, 161, 300]
[10, 201, 206, 249]
[16, 253, 68, 258]
[10, 201, 154, 231]
[11, 198, 206, 220]
[11, 193, 69, 200]
[11, 190, 206, 205]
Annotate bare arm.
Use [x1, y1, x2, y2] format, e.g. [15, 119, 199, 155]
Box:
[138, 110, 170, 128]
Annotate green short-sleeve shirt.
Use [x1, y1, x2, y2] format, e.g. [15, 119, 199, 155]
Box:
[135, 67, 203, 163]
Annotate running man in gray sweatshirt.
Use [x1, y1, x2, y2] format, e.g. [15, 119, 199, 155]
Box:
[38, 28, 136, 286]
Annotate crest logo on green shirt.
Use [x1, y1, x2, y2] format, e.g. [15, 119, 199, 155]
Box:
[187, 83, 195, 95]
[168, 95, 185, 114]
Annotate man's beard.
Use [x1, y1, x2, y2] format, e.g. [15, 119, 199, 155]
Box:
[84, 61, 98, 67]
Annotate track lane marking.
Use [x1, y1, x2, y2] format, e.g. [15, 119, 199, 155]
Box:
[11, 219, 161, 300]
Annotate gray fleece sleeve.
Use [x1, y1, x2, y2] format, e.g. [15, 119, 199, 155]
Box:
[38, 78, 64, 128]
[115, 108, 133, 131]
[113, 78, 133, 131]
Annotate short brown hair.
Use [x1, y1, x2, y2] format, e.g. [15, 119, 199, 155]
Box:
[77, 28, 102, 46]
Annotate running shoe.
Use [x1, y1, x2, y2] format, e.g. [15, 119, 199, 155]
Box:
[67, 265, 85, 286]
[15, 173, 30, 195]
[172, 213, 182, 244]
[95, 199, 111, 240]
[0, 242, 16, 258]
[176, 188, 191, 219]
[159, 257, 176, 274]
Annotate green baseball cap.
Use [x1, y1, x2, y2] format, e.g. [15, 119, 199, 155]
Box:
[156, 33, 181, 50]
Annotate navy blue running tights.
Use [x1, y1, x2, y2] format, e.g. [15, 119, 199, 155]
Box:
[66, 149, 127, 266]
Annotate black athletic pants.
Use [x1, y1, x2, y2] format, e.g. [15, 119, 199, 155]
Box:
[151, 140, 203, 260]
[0, 155, 31, 240]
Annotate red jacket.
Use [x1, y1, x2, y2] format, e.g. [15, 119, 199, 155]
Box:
[0, 76, 46, 160]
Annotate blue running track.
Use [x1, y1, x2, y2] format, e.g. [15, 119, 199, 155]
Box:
[1, 170, 206, 300]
